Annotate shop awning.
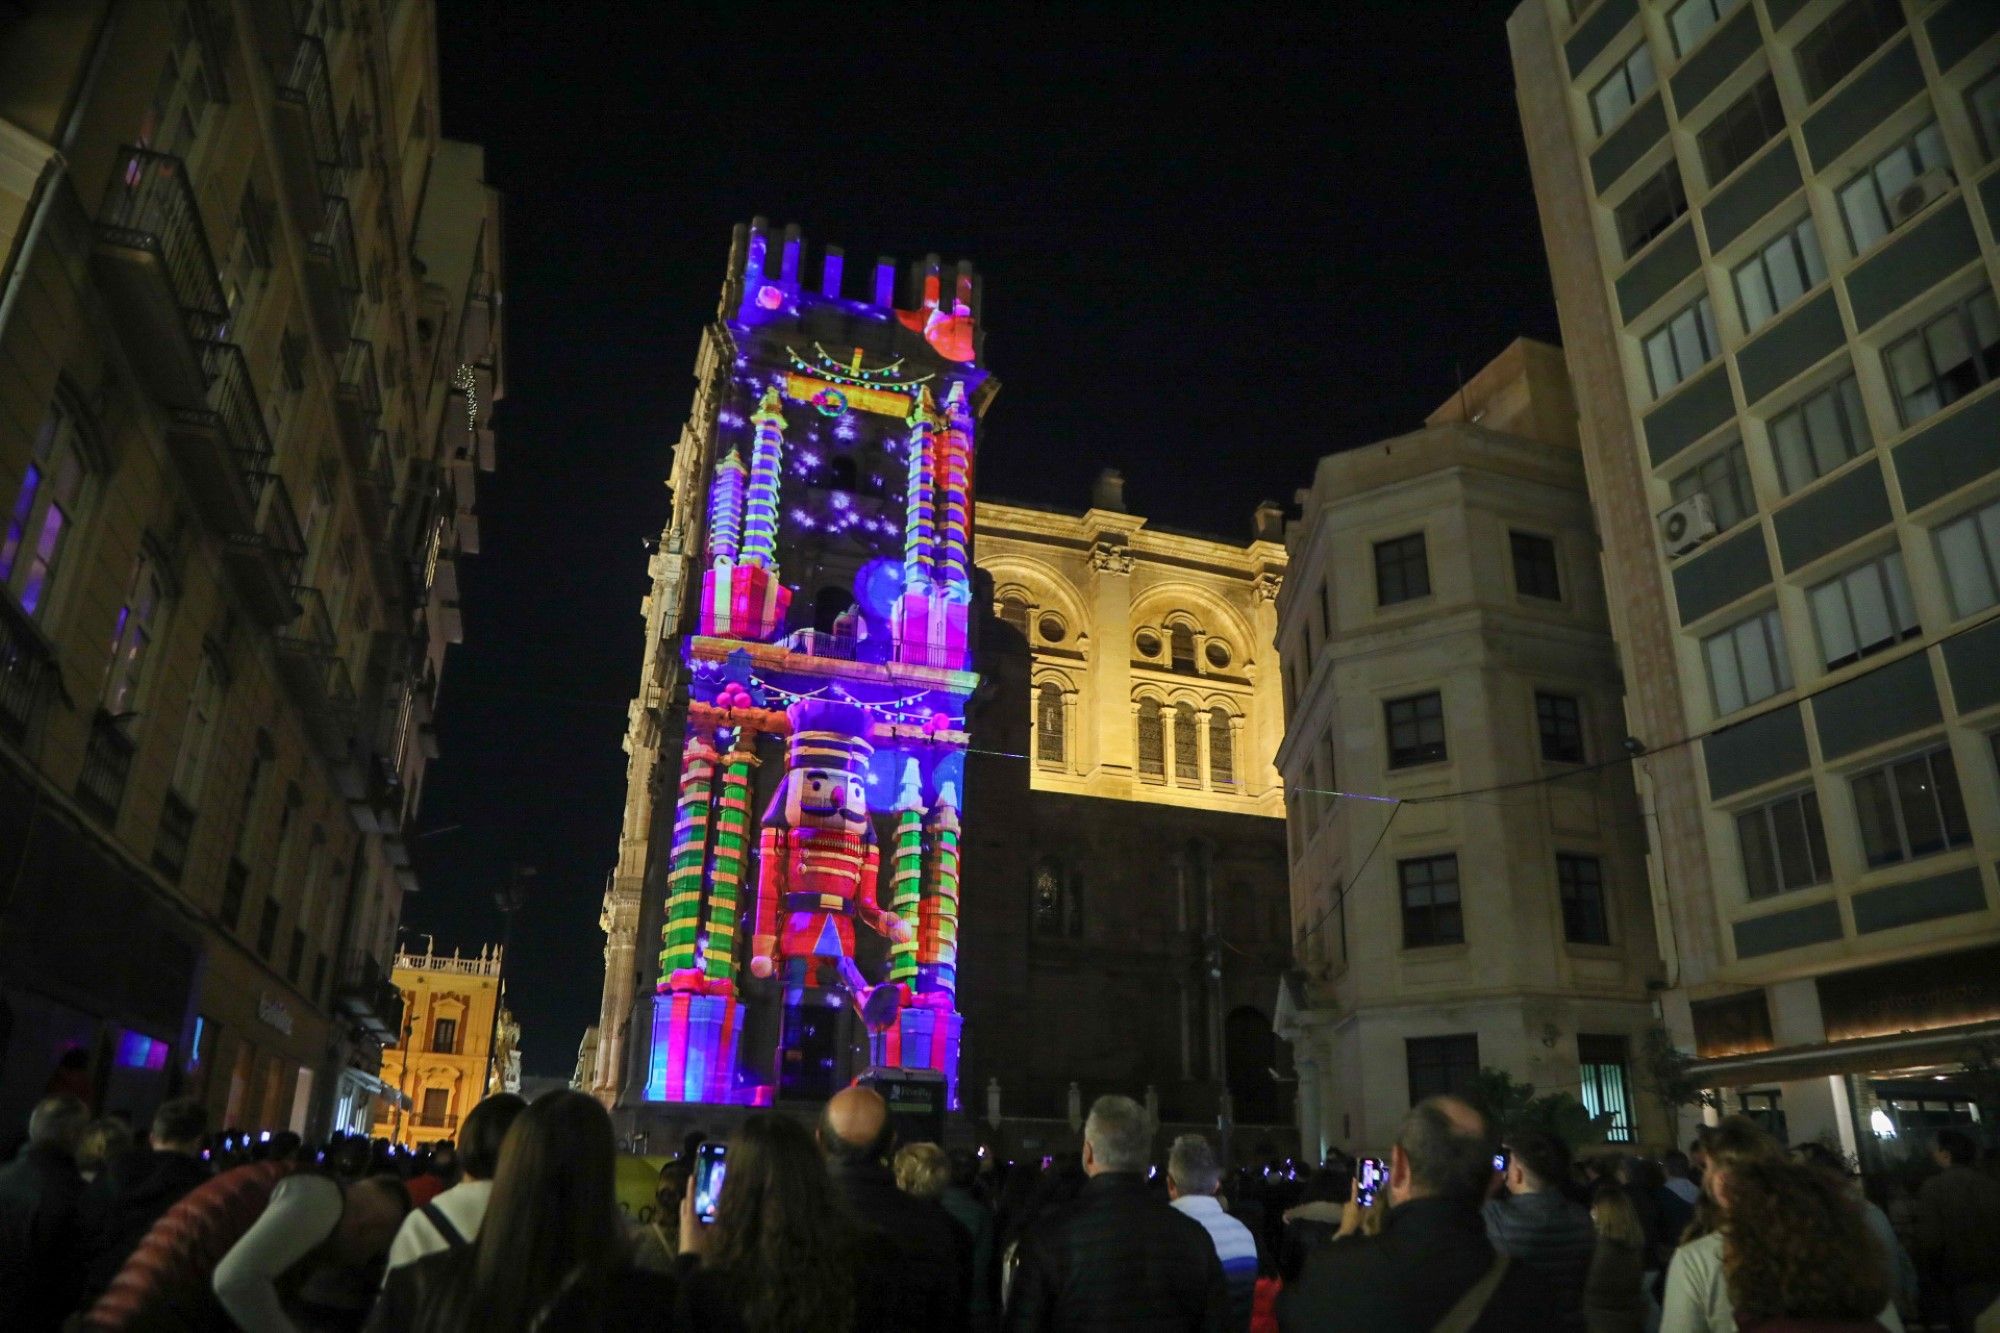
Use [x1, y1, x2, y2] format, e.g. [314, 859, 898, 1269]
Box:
[1691, 1018, 2000, 1086]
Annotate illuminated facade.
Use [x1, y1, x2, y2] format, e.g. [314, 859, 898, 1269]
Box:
[374, 945, 519, 1148]
[1510, 0, 2000, 1155]
[0, 1, 497, 1138]
[595, 221, 991, 1111]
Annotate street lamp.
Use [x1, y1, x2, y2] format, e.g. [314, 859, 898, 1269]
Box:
[483, 866, 534, 1096]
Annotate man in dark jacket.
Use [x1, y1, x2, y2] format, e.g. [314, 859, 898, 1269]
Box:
[821, 1085, 970, 1333]
[78, 1097, 211, 1300]
[1481, 1129, 1594, 1326]
[0, 1094, 89, 1330]
[1001, 1093, 1228, 1333]
[1278, 1096, 1552, 1332]
[1914, 1127, 2000, 1333]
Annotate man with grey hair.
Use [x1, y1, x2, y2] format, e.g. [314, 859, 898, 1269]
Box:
[0, 1094, 90, 1328]
[1002, 1094, 1228, 1331]
[1277, 1096, 1551, 1331]
[1168, 1134, 1257, 1333]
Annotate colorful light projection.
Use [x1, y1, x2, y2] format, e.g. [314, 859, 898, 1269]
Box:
[647, 221, 984, 1106]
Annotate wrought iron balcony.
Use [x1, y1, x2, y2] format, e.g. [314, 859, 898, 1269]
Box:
[271, 35, 341, 227]
[303, 194, 360, 350]
[92, 147, 227, 408]
[334, 338, 381, 462]
[75, 710, 135, 827]
[0, 592, 54, 746]
[224, 472, 306, 626]
[165, 341, 269, 539]
[277, 585, 337, 661]
[336, 952, 405, 1043]
[152, 791, 196, 883]
[355, 429, 396, 534]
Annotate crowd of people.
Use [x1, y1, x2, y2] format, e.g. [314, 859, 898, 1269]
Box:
[1, 1081, 1998, 1332]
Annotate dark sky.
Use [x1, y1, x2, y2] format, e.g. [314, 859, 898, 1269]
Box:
[411, 1, 1559, 1077]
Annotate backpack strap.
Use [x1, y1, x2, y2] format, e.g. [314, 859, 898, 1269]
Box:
[421, 1200, 468, 1250]
[1431, 1254, 1511, 1333]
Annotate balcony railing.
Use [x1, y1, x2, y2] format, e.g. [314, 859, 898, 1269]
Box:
[152, 791, 196, 882]
[97, 147, 228, 345]
[0, 594, 53, 745]
[226, 472, 307, 627]
[304, 195, 360, 345]
[416, 1111, 459, 1130]
[277, 35, 340, 167]
[192, 341, 275, 472]
[334, 338, 381, 460]
[278, 585, 337, 659]
[75, 710, 135, 826]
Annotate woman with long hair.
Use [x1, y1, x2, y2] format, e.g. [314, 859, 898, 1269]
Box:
[1585, 1183, 1647, 1333]
[1720, 1158, 1892, 1332]
[677, 1112, 873, 1333]
[369, 1089, 673, 1332]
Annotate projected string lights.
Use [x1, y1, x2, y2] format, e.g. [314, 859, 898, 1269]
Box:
[646, 220, 989, 1107]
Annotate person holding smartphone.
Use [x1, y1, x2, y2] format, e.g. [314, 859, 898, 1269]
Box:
[1480, 1131, 1595, 1328]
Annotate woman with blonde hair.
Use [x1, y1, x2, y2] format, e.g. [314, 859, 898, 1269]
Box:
[893, 1142, 951, 1201]
[1585, 1183, 1647, 1333]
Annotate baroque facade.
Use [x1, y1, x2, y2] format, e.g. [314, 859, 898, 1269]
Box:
[374, 944, 517, 1147]
[0, 0, 498, 1138]
[1273, 341, 1665, 1158]
[1511, 0, 2000, 1155]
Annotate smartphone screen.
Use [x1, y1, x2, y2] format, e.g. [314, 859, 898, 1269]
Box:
[1493, 1150, 1509, 1174]
[693, 1142, 727, 1225]
[1357, 1156, 1385, 1207]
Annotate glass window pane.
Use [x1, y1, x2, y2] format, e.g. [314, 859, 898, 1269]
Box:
[1797, 223, 1827, 287]
[1647, 329, 1680, 395]
[1736, 617, 1778, 701]
[1846, 562, 1894, 652]
[1802, 390, 1846, 475]
[1768, 241, 1806, 312]
[1894, 757, 1945, 856]
[1697, 298, 1720, 359]
[1883, 551, 1917, 633]
[1770, 797, 1814, 890]
[1837, 376, 1868, 446]
[1593, 78, 1632, 133]
[1971, 292, 2000, 363]
[1937, 514, 1998, 617]
[1673, 0, 1716, 54]
[1801, 792, 1830, 880]
[1739, 809, 1778, 899]
[1874, 143, 1919, 204]
[1811, 580, 1858, 665]
[1927, 311, 1975, 382]
[1737, 262, 1774, 332]
[1629, 45, 1656, 100]
[1672, 308, 1704, 381]
[1853, 770, 1902, 865]
[1840, 177, 1887, 252]
[1913, 122, 1948, 173]
[1933, 751, 1972, 845]
[1772, 411, 1810, 491]
[1708, 632, 1746, 714]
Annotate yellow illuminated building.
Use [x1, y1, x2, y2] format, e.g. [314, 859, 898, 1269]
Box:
[374, 945, 519, 1147]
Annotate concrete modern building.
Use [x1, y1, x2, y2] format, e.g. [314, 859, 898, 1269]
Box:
[374, 944, 518, 1147]
[1510, 0, 2000, 1154]
[1274, 340, 1665, 1159]
[959, 477, 1292, 1147]
[0, 1, 500, 1139]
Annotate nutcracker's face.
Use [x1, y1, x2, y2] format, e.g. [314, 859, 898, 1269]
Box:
[790, 767, 867, 829]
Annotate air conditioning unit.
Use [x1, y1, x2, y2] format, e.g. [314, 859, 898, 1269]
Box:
[1888, 169, 1955, 228]
[1659, 493, 1718, 557]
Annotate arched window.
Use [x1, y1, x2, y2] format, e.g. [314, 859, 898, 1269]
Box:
[1174, 701, 1199, 784]
[1209, 707, 1235, 788]
[1032, 859, 1064, 934]
[1169, 623, 1196, 673]
[1136, 698, 1164, 781]
[998, 595, 1029, 637]
[1035, 682, 1065, 767]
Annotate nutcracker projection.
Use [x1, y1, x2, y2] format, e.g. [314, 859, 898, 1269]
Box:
[645, 221, 989, 1107]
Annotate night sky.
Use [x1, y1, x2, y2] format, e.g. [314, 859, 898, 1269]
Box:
[411, 1, 1560, 1077]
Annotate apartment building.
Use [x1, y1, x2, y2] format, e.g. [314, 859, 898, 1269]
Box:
[1273, 340, 1664, 1157]
[1510, 0, 2000, 1153]
[0, 0, 499, 1138]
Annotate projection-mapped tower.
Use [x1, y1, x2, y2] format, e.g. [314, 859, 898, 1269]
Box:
[619, 221, 992, 1108]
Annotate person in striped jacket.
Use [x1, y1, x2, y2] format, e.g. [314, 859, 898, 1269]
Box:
[1168, 1134, 1259, 1333]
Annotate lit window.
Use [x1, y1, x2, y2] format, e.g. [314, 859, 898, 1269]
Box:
[104, 551, 166, 716]
[1386, 692, 1447, 769]
[1173, 701, 1200, 785]
[1578, 1035, 1634, 1143]
[1770, 375, 1869, 494]
[1807, 550, 1919, 669]
[1399, 856, 1463, 948]
[1796, 0, 1904, 104]
[1137, 698, 1164, 781]
[1934, 497, 2000, 619]
[1733, 216, 1827, 333]
[1670, 438, 1755, 530]
[1703, 608, 1792, 716]
[1837, 121, 1949, 255]
[1558, 854, 1611, 944]
[1375, 533, 1430, 606]
[1643, 293, 1721, 398]
[1591, 43, 1657, 136]
[1737, 788, 1831, 899]
[1668, 0, 1745, 56]
[1696, 76, 1784, 186]
[1035, 682, 1065, 767]
[1537, 693, 1585, 763]
[1208, 708, 1235, 788]
[1851, 746, 1971, 867]
[1885, 291, 2000, 429]
[1, 398, 89, 620]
